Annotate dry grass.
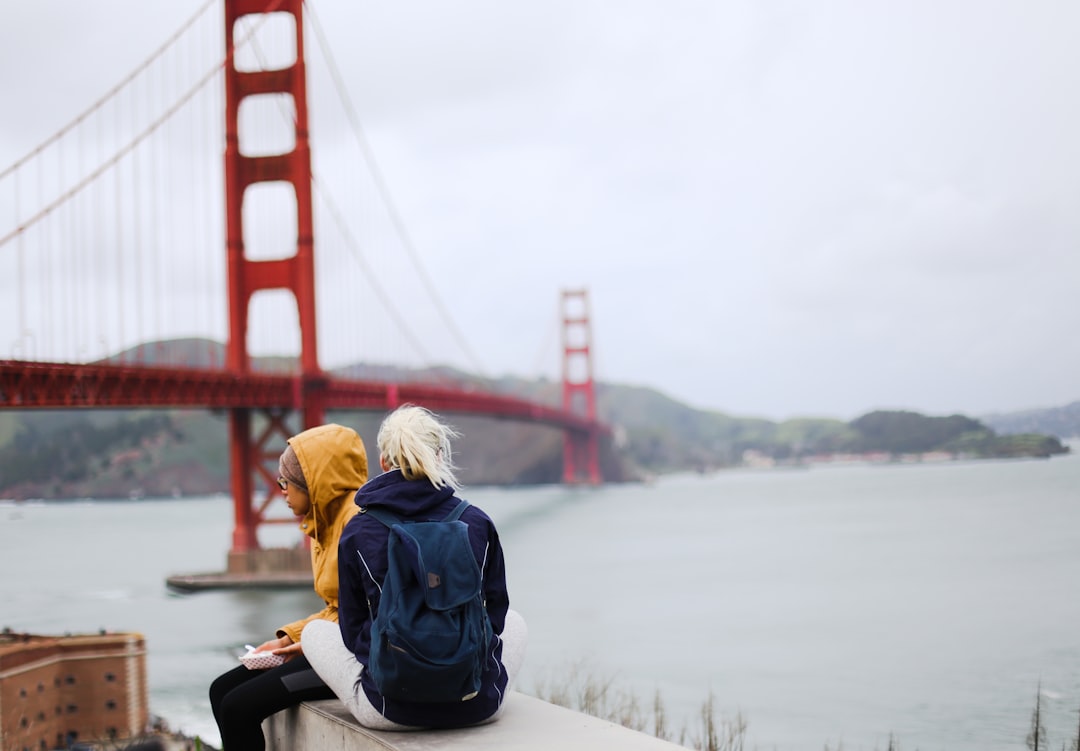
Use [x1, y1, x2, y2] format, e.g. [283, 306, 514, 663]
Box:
[532, 674, 1080, 751]
[529, 660, 747, 751]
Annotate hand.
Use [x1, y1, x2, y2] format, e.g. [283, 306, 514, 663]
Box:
[274, 640, 305, 662]
[252, 635, 293, 656]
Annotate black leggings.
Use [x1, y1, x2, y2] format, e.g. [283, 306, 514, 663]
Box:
[209, 655, 336, 751]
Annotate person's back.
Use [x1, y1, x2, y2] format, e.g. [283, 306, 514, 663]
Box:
[341, 469, 509, 726]
[303, 404, 528, 730]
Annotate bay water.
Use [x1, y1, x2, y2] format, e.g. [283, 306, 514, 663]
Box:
[2, 449, 1078, 750]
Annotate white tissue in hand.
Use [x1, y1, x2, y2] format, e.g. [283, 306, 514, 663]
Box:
[238, 649, 285, 670]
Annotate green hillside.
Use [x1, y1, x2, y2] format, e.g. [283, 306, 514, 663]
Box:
[0, 340, 1070, 500]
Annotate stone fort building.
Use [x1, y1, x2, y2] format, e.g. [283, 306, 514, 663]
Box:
[0, 630, 148, 751]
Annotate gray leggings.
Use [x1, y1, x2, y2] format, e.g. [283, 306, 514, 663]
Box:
[302, 610, 528, 730]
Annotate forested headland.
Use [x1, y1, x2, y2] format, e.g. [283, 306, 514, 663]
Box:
[0, 340, 1072, 500]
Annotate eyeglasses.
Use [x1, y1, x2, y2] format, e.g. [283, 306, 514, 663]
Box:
[276, 476, 289, 491]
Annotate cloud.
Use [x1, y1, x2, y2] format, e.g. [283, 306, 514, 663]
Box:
[1, 0, 1078, 420]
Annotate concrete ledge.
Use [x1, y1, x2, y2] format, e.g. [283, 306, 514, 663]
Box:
[264, 691, 688, 751]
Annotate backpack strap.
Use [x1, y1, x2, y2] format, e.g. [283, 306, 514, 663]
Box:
[443, 499, 470, 522]
[362, 506, 402, 529]
[363, 499, 470, 528]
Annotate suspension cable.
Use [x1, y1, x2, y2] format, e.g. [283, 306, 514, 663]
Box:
[0, 3, 296, 251]
[0, 59, 222, 250]
[311, 174, 432, 361]
[304, 1, 488, 378]
[0, 0, 217, 182]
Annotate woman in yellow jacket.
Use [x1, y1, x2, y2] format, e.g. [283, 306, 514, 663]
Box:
[209, 423, 368, 751]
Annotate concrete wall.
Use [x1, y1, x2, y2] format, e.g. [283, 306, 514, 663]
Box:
[264, 692, 690, 751]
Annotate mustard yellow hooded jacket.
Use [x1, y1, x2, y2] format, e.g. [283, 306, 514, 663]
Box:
[276, 423, 368, 644]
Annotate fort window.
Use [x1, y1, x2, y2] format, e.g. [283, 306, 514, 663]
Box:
[38, 682, 45, 692]
[20, 687, 27, 697]
[64, 675, 76, 685]
[20, 716, 29, 727]
[104, 672, 117, 682]
[66, 704, 78, 713]
[105, 700, 117, 710]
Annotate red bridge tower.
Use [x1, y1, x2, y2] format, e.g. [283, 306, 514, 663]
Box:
[223, 0, 321, 565]
[561, 289, 601, 485]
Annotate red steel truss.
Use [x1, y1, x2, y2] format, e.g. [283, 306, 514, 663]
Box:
[0, 360, 599, 431]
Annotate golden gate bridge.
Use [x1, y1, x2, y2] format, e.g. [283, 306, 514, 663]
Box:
[0, 0, 606, 576]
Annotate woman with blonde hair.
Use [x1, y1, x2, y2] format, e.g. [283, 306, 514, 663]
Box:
[304, 404, 527, 729]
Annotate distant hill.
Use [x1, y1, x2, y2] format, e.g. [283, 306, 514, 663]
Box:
[0, 338, 1071, 500]
[593, 383, 1068, 471]
[981, 401, 1080, 440]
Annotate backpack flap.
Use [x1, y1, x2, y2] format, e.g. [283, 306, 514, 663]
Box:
[392, 521, 482, 610]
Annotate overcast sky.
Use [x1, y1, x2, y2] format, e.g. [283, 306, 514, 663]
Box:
[2, 1, 1078, 421]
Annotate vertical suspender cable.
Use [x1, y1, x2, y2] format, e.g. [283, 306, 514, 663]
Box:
[194, 22, 210, 365]
[132, 86, 144, 362]
[14, 171, 26, 358]
[95, 85, 108, 359]
[78, 113, 90, 360]
[149, 60, 163, 362]
[57, 134, 67, 360]
[115, 96, 127, 363]
[73, 125, 83, 360]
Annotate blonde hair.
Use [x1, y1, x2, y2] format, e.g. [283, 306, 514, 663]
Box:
[377, 404, 461, 490]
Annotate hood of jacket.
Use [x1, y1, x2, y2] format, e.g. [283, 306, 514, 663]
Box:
[289, 423, 369, 542]
[354, 468, 455, 518]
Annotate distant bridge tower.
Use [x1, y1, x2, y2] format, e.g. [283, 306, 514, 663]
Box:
[223, 0, 322, 560]
[561, 289, 601, 484]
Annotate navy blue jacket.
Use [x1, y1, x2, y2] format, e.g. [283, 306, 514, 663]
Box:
[337, 469, 511, 728]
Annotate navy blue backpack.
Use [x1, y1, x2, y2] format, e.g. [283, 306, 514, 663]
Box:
[363, 499, 493, 703]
